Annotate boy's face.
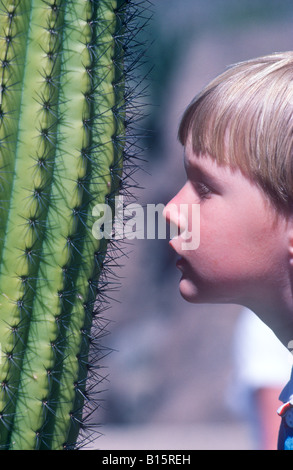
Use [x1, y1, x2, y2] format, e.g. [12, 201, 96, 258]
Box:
[165, 135, 290, 309]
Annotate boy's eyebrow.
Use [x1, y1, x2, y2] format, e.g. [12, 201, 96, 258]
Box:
[183, 151, 221, 186]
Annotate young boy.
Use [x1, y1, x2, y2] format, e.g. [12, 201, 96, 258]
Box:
[163, 51, 293, 450]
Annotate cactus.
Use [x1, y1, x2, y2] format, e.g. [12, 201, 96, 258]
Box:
[0, 0, 147, 450]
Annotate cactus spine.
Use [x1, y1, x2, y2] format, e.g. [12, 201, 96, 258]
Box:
[0, 0, 135, 450]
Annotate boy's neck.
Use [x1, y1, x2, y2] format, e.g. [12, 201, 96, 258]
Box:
[246, 288, 293, 350]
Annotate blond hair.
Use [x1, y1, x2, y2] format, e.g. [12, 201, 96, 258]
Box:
[178, 51, 293, 210]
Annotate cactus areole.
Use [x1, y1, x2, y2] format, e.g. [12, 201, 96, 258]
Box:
[0, 0, 143, 450]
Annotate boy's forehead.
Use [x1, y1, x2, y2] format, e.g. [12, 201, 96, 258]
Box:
[183, 142, 246, 183]
[183, 143, 220, 173]
[184, 135, 214, 166]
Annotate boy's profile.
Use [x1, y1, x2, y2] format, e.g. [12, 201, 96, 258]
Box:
[163, 51, 293, 450]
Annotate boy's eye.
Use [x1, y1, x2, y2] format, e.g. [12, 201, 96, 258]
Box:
[194, 181, 212, 199]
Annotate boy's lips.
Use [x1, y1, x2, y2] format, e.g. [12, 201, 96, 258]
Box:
[169, 239, 190, 273]
[176, 257, 184, 269]
[169, 240, 185, 270]
[176, 256, 188, 273]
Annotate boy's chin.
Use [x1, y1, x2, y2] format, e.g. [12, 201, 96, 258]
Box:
[178, 278, 230, 305]
[178, 279, 203, 303]
[179, 277, 248, 306]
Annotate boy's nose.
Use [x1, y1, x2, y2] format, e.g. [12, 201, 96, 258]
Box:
[163, 191, 187, 234]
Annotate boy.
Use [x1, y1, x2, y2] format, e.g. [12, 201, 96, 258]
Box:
[163, 51, 293, 450]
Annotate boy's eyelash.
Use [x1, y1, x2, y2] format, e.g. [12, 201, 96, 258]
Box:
[194, 181, 212, 199]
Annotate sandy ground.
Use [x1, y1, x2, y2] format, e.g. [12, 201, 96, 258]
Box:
[85, 423, 254, 451]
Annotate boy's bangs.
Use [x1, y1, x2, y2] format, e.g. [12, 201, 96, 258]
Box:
[178, 86, 257, 175]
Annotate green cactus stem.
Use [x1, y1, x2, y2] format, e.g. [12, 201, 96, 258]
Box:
[0, 0, 146, 450]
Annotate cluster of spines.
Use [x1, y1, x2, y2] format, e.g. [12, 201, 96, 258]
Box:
[0, 0, 150, 450]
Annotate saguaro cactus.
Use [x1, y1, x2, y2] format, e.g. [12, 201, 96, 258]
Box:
[0, 0, 145, 450]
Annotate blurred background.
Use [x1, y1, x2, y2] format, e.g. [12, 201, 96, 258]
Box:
[88, 0, 293, 450]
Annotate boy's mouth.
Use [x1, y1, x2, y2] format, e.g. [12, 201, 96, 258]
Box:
[176, 257, 185, 270]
